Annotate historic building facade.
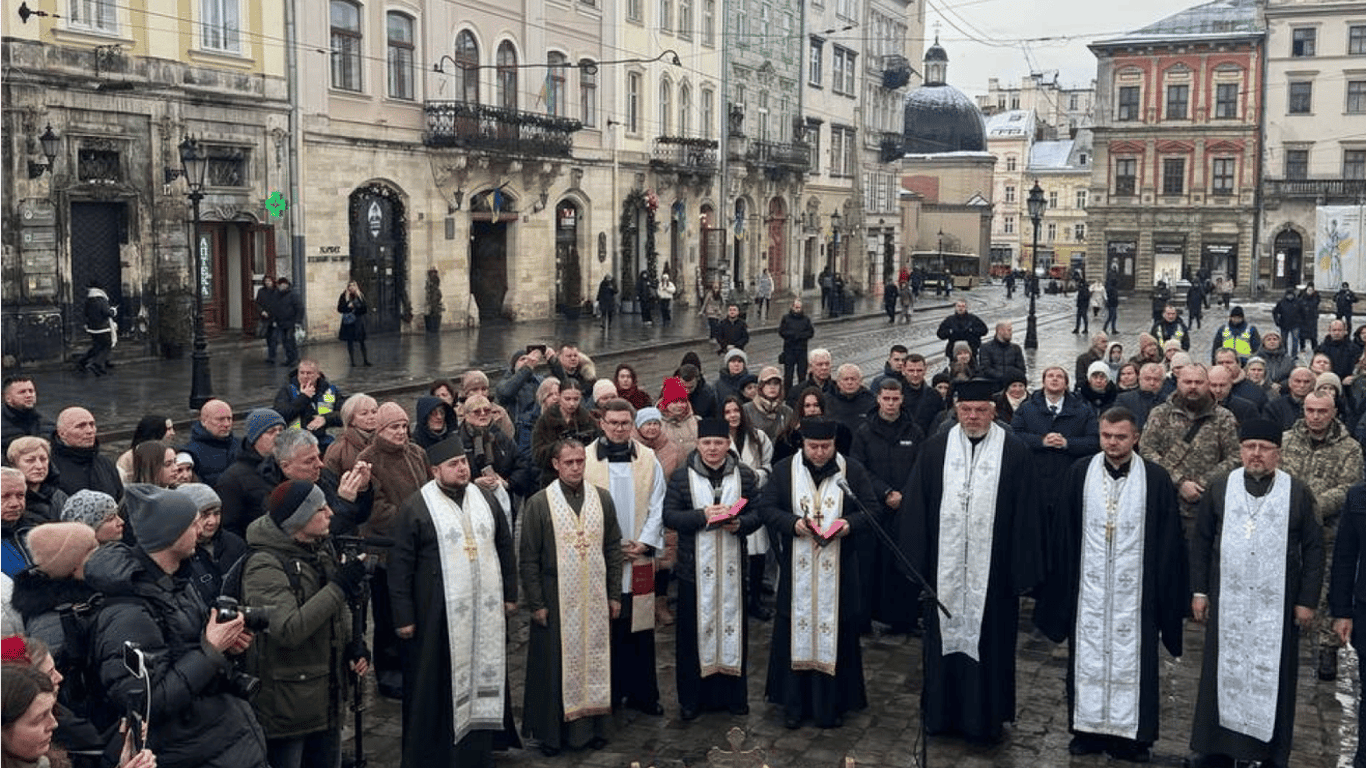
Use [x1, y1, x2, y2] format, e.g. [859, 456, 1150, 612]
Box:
[1028, 131, 1095, 276]
[1086, 0, 1263, 292]
[976, 72, 1097, 139]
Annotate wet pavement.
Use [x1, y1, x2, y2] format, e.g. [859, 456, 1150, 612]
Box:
[18, 286, 1362, 766]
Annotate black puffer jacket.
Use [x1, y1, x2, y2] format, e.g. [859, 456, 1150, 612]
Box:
[216, 438, 271, 539]
[50, 439, 122, 500]
[83, 543, 269, 768]
[181, 422, 238, 488]
[661, 452, 761, 583]
[2, 403, 54, 457]
[25, 472, 68, 522]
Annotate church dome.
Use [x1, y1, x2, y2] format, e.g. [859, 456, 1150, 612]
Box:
[901, 39, 986, 154]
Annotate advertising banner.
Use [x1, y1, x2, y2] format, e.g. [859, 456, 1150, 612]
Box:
[1315, 206, 1366, 288]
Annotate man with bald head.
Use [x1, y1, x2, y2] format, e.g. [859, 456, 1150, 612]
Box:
[1139, 364, 1241, 536]
[1206, 365, 1259, 423]
[51, 407, 121, 500]
[1213, 347, 1269, 409]
[826, 363, 876, 425]
[978, 321, 1026, 390]
[1319, 319, 1359, 380]
[183, 399, 238, 487]
[1280, 390, 1366, 681]
[1266, 367, 1318, 430]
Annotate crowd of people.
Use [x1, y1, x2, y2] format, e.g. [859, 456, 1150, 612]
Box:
[5, 283, 1366, 768]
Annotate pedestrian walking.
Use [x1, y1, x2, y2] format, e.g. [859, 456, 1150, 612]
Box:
[883, 280, 898, 323]
[755, 269, 774, 321]
[337, 280, 372, 366]
[700, 283, 724, 346]
[1073, 279, 1091, 334]
[1186, 279, 1205, 329]
[273, 277, 304, 367]
[256, 275, 279, 364]
[1103, 277, 1120, 334]
[597, 275, 618, 330]
[77, 282, 117, 376]
[1336, 282, 1358, 329]
[657, 271, 676, 326]
[638, 270, 655, 325]
[898, 280, 914, 323]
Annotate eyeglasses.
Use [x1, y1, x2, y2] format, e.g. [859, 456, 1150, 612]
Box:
[469, 408, 493, 416]
[603, 420, 633, 429]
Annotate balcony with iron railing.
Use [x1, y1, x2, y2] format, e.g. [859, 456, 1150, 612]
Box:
[745, 140, 811, 176]
[1265, 178, 1366, 200]
[650, 137, 719, 174]
[424, 101, 582, 157]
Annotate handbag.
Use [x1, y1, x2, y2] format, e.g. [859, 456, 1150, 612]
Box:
[254, 319, 270, 338]
[341, 311, 356, 325]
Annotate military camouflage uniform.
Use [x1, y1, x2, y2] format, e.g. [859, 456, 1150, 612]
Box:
[1280, 417, 1366, 653]
[1137, 394, 1241, 537]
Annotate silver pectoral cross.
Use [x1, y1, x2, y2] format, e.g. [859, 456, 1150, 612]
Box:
[1244, 516, 1255, 539]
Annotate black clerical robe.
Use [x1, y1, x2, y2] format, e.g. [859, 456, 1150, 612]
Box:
[388, 482, 518, 768]
[519, 481, 624, 750]
[662, 452, 762, 713]
[901, 426, 1045, 743]
[1033, 454, 1188, 746]
[757, 453, 878, 726]
[1189, 469, 1322, 766]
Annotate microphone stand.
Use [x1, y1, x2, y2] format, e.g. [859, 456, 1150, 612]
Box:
[837, 477, 947, 768]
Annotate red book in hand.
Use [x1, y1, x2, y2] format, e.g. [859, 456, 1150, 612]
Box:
[811, 517, 847, 547]
[706, 498, 747, 528]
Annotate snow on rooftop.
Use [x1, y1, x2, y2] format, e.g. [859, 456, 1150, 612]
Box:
[1093, 0, 1261, 46]
[1029, 140, 1076, 169]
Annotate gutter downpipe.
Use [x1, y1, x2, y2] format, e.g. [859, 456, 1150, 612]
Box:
[286, 0, 306, 318]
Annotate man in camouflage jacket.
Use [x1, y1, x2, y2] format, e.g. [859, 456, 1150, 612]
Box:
[1137, 363, 1241, 536]
[1280, 390, 1366, 681]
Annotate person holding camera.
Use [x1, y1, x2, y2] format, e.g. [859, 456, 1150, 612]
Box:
[242, 480, 369, 768]
[84, 484, 268, 768]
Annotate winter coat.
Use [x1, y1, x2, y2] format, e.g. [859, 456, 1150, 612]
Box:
[1265, 394, 1306, 431]
[660, 453, 761, 583]
[50, 438, 122, 501]
[826, 387, 877, 428]
[977, 336, 1026, 387]
[217, 438, 272, 538]
[1076, 281, 1091, 310]
[323, 426, 372, 476]
[1319, 335, 1361, 380]
[185, 529, 249, 607]
[935, 311, 989, 359]
[1299, 290, 1323, 334]
[757, 273, 774, 299]
[1280, 418, 1365, 522]
[459, 421, 537, 498]
[714, 367, 750, 405]
[1078, 382, 1118, 413]
[83, 543, 269, 768]
[273, 286, 303, 327]
[355, 437, 429, 540]
[1010, 390, 1101, 503]
[1257, 344, 1297, 386]
[412, 396, 457, 450]
[547, 355, 597, 397]
[1337, 288, 1358, 317]
[1273, 295, 1303, 332]
[273, 371, 343, 448]
[850, 409, 924, 502]
[24, 474, 68, 522]
[530, 406, 600, 481]
[10, 570, 98, 674]
[241, 516, 353, 738]
[688, 379, 721, 419]
[2, 403, 54, 457]
[83, 289, 116, 333]
[743, 397, 793, 444]
[778, 310, 815, 353]
[1105, 280, 1120, 309]
[496, 350, 545, 442]
[336, 291, 368, 342]
[251, 456, 374, 538]
[1137, 394, 1242, 508]
[715, 317, 750, 350]
[1115, 388, 1163, 430]
[596, 278, 618, 316]
[182, 421, 239, 488]
[1150, 317, 1190, 351]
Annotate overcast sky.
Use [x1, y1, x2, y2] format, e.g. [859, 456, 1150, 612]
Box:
[929, 0, 1211, 97]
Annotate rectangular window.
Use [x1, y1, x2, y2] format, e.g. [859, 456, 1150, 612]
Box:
[70, 0, 117, 32]
[201, 0, 240, 52]
[701, 88, 714, 138]
[77, 149, 121, 183]
[757, 92, 768, 141]
[831, 46, 845, 95]
[1076, 189, 1087, 209]
[1293, 27, 1317, 57]
[660, 0, 672, 31]
[1162, 157, 1185, 195]
[736, 0, 748, 47]
[330, 0, 362, 92]
[832, 47, 855, 95]
[829, 128, 842, 176]
[547, 53, 567, 117]
[1165, 84, 1189, 119]
[1290, 81, 1313, 114]
[678, 0, 692, 38]
[1115, 157, 1137, 195]
[1212, 157, 1235, 194]
[808, 120, 821, 173]
[1215, 83, 1238, 118]
[386, 12, 415, 100]
[1285, 149, 1309, 179]
[1069, 93, 1079, 111]
[580, 62, 597, 126]
[205, 146, 247, 187]
[1048, 190, 1058, 209]
[1004, 185, 1016, 203]
[1351, 25, 1366, 55]
[627, 0, 642, 21]
[1003, 216, 1015, 235]
[1005, 156, 1016, 172]
[1117, 86, 1140, 121]
[702, 0, 715, 44]
[1346, 150, 1366, 179]
[628, 72, 641, 133]
[1046, 222, 1056, 241]
[809, 38, 823, 86]
[1349, 81, 1366, 113]
[1075, 224, 1086, 241]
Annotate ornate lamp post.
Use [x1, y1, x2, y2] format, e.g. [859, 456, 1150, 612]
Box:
[28, 125, 60, 178]
[179, 137, 214, 410]
[1024, 179, 1047, 350]
[829, 209, 842, 275]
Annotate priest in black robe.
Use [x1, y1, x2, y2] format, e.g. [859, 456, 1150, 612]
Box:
[388, 435, 519, 768]
[662, 417, 762, 719]
[757, 417, 878, 729]
[1188, 418, 1323, 768]
[901, 378, 1045, 745]
[1033, 406, 1188, 763]
[1328, 481, 1366, 768]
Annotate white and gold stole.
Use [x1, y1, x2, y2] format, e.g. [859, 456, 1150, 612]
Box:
[420, 481, 506, 743]
[1217, 468, 1290, 743]
[547, 481, 613, 721]
[936, 423, 1004, 661]
[789, 455, 846, 675]
[689, 464, 744, 677]
[1073, 454, 1148, 739]
[584, 439, 658, 630]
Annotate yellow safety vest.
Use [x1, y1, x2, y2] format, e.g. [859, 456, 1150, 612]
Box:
[1220, 326, 1253, 357]
[288, 386, 337, 428]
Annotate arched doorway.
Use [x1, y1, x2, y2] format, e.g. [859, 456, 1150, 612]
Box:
[469, 188, 516, 320]
[348, 184, 407, 333]
[766, 197, 787, 293]
[555, 200, 582, 313]
[1273, 229, 1303, 290]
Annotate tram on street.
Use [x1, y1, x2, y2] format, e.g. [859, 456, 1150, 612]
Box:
[909, 251, 981, 290]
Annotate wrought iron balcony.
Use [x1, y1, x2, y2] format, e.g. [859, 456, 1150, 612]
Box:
[424, 101, 582, 157]
[745, 140, 811, 176]
[1264, 178, 1366, 200]
[650, 137, 719, 173]
[879, 133, 903, 163]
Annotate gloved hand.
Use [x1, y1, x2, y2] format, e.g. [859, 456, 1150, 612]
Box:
[345, 639, 370, 665]
[336, 558, 367, 601]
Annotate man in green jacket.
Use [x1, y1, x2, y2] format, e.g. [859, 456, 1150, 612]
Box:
[243, 480, 369, 768]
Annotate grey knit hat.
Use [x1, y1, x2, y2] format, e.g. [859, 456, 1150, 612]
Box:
[267, 480, 327, 535]
[123, 484, 200, 553]
[61, 490, 119, 530]
[176, 483, 221, 514]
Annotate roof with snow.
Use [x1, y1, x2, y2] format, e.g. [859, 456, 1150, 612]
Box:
[985, 110, 1035, 139]
[1029, 140, 1075, 169]
[903, 84, 988, 154]
[1091, 0, 1262, 47]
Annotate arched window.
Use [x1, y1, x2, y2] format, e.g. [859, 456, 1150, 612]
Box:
[679, 83, 692, 137]
[455, 30, 479, 104]
[660, 79, 673, 135]
[497, 41, 518, 110]
[548, 52, 568, 116]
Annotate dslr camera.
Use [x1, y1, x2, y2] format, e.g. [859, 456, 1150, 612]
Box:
[213, 596, 270, 632]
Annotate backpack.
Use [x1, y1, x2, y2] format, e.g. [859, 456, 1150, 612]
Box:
[219, 549, 306, 608]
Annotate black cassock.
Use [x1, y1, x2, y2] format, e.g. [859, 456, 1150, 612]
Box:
[387, 484, 519, 768]
[758, 454, 878, 726]
[1032, 456, 1188, 745]
[1189, 471, 1322, 766]
[901, 429, 1045, 742]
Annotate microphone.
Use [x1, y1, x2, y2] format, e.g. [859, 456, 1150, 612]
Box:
[835, 476, 855, 497]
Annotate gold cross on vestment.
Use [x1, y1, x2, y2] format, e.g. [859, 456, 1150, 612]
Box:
[809, 499, 825, 535]
[571, 529, 593, 560]
[463, 536, 479, 562]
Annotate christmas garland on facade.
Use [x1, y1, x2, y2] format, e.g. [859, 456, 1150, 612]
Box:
[619, 188, 660, 297]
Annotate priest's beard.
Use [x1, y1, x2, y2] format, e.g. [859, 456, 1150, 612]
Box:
[1181, 391, 1213, 412]
[437, 479, 468, 504]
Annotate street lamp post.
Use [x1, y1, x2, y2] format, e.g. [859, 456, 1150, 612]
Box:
[179, 137, 214, 410]
[1024, 180, 1047, 350]
[829, 210, 842, 275]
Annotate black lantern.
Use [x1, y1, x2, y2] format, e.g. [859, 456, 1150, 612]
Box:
[1024, 180, 1048, 350]
[28, 124, 60, 178]
[179, 137, 215, 410]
